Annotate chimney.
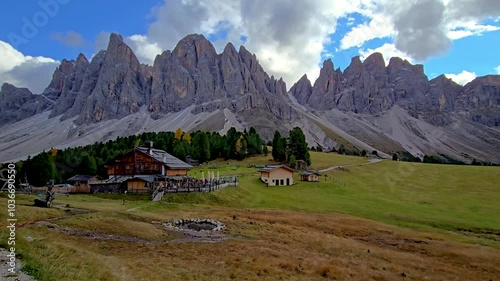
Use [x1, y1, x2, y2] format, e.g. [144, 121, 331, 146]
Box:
[148, 141, 153, 155]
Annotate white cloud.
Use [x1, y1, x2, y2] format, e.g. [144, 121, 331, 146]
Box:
[340, 13, 394, 49]
[0, 41, 58, 94]
[340, 0, 500, 62]
[447, 21, 500, 40]
[444, 70, 477, 85]
[0, 41, 26, 73]
[359, 43, 413, 64]
[130, 0, 375, 85]
[50, 31, 85, 47]
[124, 35, 162, 65]
[495, 65, 500, 74]
[87, 0, 499, 86]
[94, 31, 110, 52]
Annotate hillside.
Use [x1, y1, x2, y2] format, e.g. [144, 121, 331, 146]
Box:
[2, 153, 499, 280]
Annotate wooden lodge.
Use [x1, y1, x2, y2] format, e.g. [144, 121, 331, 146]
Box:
[105, 142, 193, 192]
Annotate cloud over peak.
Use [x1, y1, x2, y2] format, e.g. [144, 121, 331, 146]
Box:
[445, 70, 477, 85]
[0, 41, 58, 94]
[50, 31, 85, 47]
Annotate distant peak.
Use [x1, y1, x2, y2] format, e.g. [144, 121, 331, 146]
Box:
[293, 74, 311, 88]
[387, 57, 409, 68]
[0, 83, 32, 95]
[238, 45, 248, 53]
[223, 42, 237, 54]
[1, 83, 16, 91]
[351, 56, 362, 65]
[76, 53, 89, 64]
[109, 33, 124, 46]
[178, 33, 210, 45]
[363, 52, 385, 66]
[322, 59, 334, 69]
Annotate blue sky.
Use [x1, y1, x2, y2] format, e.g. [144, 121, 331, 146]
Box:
[1, 0, 499, 94]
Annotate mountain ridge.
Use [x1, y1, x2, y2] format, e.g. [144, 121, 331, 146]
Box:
[0, 32, 499, 163]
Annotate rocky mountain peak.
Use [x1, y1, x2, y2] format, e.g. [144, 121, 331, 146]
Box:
[105, 33, 140, 68]
[223, 42, 238, 55]
[76, 33, 146, 124]
[289, 74, 312, 104]
[172, 33, 217, 70]
[472, 75, 500, 85]
[76, 53, 89, 65]
[455, 75, 500, 116]
[322, 59, 334, 72]
[0, 83, 53, 126]
[1, 83, 20, 93]
[344, 56, 364, 78]
[387, 57, 418, 74]
[109, 32, 124, 46]
[363, 52, 386, 74]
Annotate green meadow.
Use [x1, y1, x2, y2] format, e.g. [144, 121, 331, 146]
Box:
[1, 151, 500, 280]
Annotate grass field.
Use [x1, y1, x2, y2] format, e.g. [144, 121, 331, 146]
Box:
[1, 153, 500, 280]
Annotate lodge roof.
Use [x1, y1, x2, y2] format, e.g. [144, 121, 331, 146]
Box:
[258, 165, 295, 173]
[135, 147, 193, 170]
[300, 171, 320, 176]
[67, 175, 102, 182]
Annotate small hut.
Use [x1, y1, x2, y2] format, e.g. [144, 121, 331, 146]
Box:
[300, 171, 320, 182]
[67, 175, 102, 192]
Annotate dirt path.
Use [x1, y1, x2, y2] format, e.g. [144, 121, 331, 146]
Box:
[31, 221, 229, 244]
[0, 248, 37, 281]
[319, 158, 382, 172]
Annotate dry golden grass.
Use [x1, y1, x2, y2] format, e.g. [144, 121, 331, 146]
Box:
[8, 204, 500, 281]
[2, 153, 499, 280]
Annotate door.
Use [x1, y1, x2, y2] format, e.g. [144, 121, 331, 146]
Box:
[286, 178, 290, 186]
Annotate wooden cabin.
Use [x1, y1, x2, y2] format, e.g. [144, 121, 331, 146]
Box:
[125, 175, 158, 193]
[259, 165, 295, 186]
[300, 171, 320, 182]
[106, 144, 192, 178]
[67, 175, 102, 193]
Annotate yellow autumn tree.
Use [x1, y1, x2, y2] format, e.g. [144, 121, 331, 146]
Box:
[182, 132, 191, 144]
[174, 128, 183, 140]
[134, 139, 141, 147]
[235, 135, 247, 159]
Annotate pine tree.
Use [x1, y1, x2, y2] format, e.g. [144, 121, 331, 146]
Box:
[287, 127, 310, 164]
[289, 155, 296, 168]
[276, 137, 287, 163]
[173, 142, 187, 161]
[272, 130, 282, 161]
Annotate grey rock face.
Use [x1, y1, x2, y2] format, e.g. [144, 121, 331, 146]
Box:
[0, 83, 53, 126]
[149, 34, 223, 113]
[48, 53, 89, 117]
[2, 33, 498, 134]
[291, 52, 499, 127]
[77, 33, 147, 124]
[1, 32, 292, 128]
[455, 75, 500, 126]
[149, 35, 290, 119]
